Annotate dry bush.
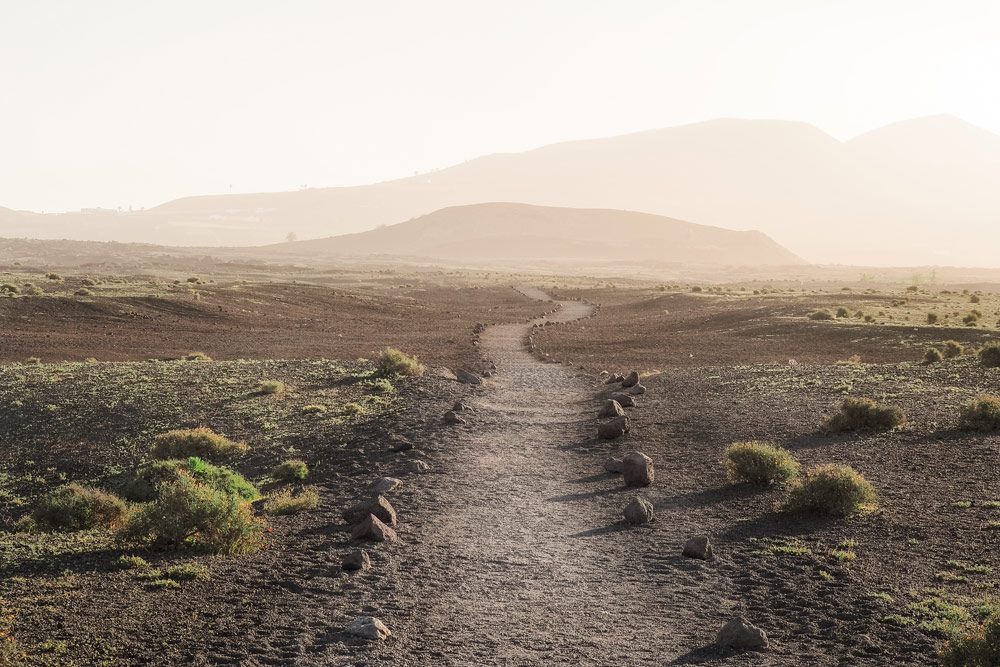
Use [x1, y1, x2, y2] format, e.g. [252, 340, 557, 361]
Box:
[151, 427, 248, 461]
[32, 483, 127, 532]
[722, 441, 799, 485]
[783, 464, 876, 516]
[823, 397, 904, 432]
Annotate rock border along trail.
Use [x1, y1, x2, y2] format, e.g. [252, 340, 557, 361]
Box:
[352, 288, 754, 666]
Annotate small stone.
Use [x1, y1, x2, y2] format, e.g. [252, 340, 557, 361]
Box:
[389, 435, 413, 452]
[598, 399, 625, 418]
[404, 460, 430, 474]
[682, 536, 714, 560]
[598, 415, 631, 440]
[621, 371, 640, 388]
[342, 550, 371, 572]
[455, 369, 482, 385]
[346, 616, 392, 640]
[351, 514, 398, 542]
[622, 451, 654, 487]
[444, 410, 465, 424]
[452, 401, 471, 412]
[343, 495, 397, 526]
[604, 457, 624, 473]
[368, 477, 402, 494]
[611, 394, 636, 407]
[716, 617, 767, 649]
[623, 496, 654, 525]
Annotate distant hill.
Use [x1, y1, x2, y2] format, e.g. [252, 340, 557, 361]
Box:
[270, 203, 804, 266]
[5, 114, 1000, 266]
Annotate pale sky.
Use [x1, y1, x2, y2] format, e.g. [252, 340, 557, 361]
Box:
[2, 0, 999, 212]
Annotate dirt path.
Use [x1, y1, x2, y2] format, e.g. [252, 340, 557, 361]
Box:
[334, 288, 752, 666]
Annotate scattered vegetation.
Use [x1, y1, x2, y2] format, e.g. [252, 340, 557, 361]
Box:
[980, 343, 1000, 368]
[940, 615, 1000, 667]
[183, 352, 212, 362]
[823, 397, 905, 432]
[783, 464, 877, 516]
[31, 483, 127, 532]
[117, 555, 151, 570]
[151, 427, 248, 461]
[124, 457, 258, 502]
[959, 395, 1000, 432]
[945, 340, 965, 358]
[925, 347, 943, 363]
[262, 488, 319, 516]
[928, 312, 939, 324]
[808, 309, 835, 321]
[271, 459, 309, 483]
[259, 380, 285, 395]
[722, 441, 799, 485]
[375, 347, 425, 377]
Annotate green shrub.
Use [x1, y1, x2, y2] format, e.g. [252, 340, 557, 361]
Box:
[0, 283, 18, 294]
[259, 380, 284, 395]
[959, 395, 1000, 432]
[151, 427, 247, 461]
[823, 397, 905, 432]
[124, 457, 258, 502]
[835, 307, 850, 318]
[945, 340, 965, 358]
[164, 564, 209, 581]
[924, 347, 943, 363]
[927, 312, 939, 324]
[117, 555, 150, 570]
[980, 343, 1000, 368]
[301, 404, 327, 414]
[941, 614, 1000, 667]
[117, 470, 266, 554]
[783, 464, 877, 516]
[32, 483, 127, 532]
[22, 284, 43, 296]
[722, 441, 799, 485]
[272, 459, 308, 483]
[809, 309, 834, 321]
[375, 347, 424, 377]
[262, 488, 319, 516]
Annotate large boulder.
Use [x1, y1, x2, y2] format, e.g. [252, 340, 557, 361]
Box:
[623, 496, 654, 525]
[346, 616, 392, 640]
[455, 369, 482, 385]
[351, 514, 398, 542]
[604, 457, 624, 473]
[622, 451, 654, 487]
[343, 495, 397, 526]
[621, 371, 640, 388]
[598, 399, 625, 418]
[682, 536, 714, 560]
[342, 549, 371, 572]
[611, 394, 637, 407]
[716, 617, 767, 649]
[598, 415, 631, 440]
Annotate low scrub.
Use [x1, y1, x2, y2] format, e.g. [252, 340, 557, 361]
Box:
[259, 380, 284, 395]
[783, 464, 877, 516]
[375, 347, 425, 377]
[945, 340, 965, 358]
[262, 488, 319, 516]
[183, 352, 211, 362]
[272, 459, 309, 483]
[927, 312, 939, 324]
[808, 309, 835, 321]
[124, 457, 258, 502]
[117, 470, 266, 554]
[151, 427, 248, 461]
[835, 307, 850, 318]
[959, 395, 1000, 432]
[924, 347, 943, 363]
[823, 397, 904, 432]
[941, 614, 1000, 667]
[32, 483, 127, 532]
[722, 441, 799, 486]
[980, 343, 1000, 368]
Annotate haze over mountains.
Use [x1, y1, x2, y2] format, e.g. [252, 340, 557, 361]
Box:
[3, 114, 999, 267]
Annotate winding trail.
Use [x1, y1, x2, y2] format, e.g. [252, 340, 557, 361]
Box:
[362, 288, 719, 665]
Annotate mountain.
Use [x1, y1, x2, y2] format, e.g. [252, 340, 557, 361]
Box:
[271, 203, 804, 266]
[5, 114, 1000, 266]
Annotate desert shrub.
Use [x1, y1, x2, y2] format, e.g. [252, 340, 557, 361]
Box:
[301, 404, 327, 414]
[124, 457, 258, 502]
[75, 288, 92, 296]
[971, 294, 982, 304]
[0, 283, 18, 294]
[165, 564, 209, 581]
[151, 427, 247, 461]
[272, 459, 308, 483]
[783, 464, 876, 516]
[147, 578, 180, 590]
[835, 307, 850, 318]
[186, 276, 200, 283]
[809, 309, 834, 321]
[375, 347, 424, 377]
[980, 343, 1000, 368]
[940, 614, 1000, 667]
[117, 555, 150, 569]
[823, 397, 904, 432]
[45, 273, 62, 281]
[80, 278, 97, 286]
[924, 347, 943, 363]
[927, 312, 939, 324]
[722, 441, 799, 485]
[22, 284, 43, 296]
[368, 378, 395, 393]
[965, 313, 980, 325]
[342, 402, 364, 415]
[259, 380, 284, 395]
[945, 340, 965, 358]
[117, 470, 266, 554]
[262, 488, 319, 516]
[691, 286, 702, 293]
[26, 357, 41, 365]
[864, 314, 875, 323]
[32, 483, 127, 532]
[959, 395, 1000, 432]
[183, 351, 211, 361]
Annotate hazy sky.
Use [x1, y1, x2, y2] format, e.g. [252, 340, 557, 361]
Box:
[3, 0, 999, 212]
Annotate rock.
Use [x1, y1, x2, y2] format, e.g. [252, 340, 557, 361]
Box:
[343, 495, 397, 526]
[604, 374, 621, 385]
[452, 401, 471, 412]
[346, 616, 392, 641]
[598, 399, 626, 418]
[598, 415, 631, 440]
[623, 496, 654, 525]
[622, 451, 654, 487]
[444, 410, 465, 424]
[629, 384, 647, 396]
[388, 435, 413, 452]
[404, 460, 430, 474]
[715, 617, 767, 649]
[342, 549, 371, 571]
[368, 477, 402, 494]
[604, 457, 624, 473]
[621, 371, 640, 388]
[473, 322, 486, 333]
[351, 514, 398, 542]
[483, 371, 493, 378]
[682, 536, 714, 560]
[611, 394, 636, 407]
[455, 369, 482, 385]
